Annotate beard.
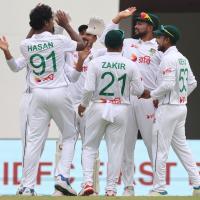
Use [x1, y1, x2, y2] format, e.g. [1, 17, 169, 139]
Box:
[134, 29, 148, 39]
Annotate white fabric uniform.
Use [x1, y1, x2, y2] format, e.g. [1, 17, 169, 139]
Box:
[7, 57, 32, 145]
[6, 58, 36, 187]
[20, 31, 79, 189]
[67, 48, 107, 138]
[150, 46, 200, 192]
[122, 38, 162, 187]
[101, 22, 162, 188]
[81, 52, 144, 192]
[7, 55, 79, 152]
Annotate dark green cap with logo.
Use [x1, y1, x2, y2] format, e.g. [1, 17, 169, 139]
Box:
[154, 25, 180, 43]
[135, 12, 160, 30]
[105, 29, 125, 48]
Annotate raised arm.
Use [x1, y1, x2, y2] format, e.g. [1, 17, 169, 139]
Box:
[99, 6, 136, 44]
[0, 36, 12, 60]
[112, 6, 136, 24]
[55, 10, 85, 51]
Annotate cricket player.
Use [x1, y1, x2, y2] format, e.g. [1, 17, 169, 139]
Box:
[142, 25, 200, 196]
[100, 7, 162, 195]
[78, 29, 148, 196]
[0, 19, 82, 195]
[14, 4, 85, 195]
[54, 17, 106, 196]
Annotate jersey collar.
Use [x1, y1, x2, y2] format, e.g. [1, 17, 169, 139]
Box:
[32, 31, 53, 39]
[163, 46, 178, 56]
[138, 38, 156, 45]
[105, 52, 122, 56]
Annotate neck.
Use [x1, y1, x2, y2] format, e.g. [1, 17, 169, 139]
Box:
[141, 32, 154, 42]
[34, 28, 49, 34]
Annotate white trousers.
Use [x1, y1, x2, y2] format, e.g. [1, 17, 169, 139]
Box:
[152, 105, 200, 192]
[82, 103, 128, 192]
[122, 96, 155, 187]
[19, 93, 33, 149]
[22, 87, 78, 189]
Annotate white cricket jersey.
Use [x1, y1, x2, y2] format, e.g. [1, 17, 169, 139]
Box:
[81, 52, 144, 107]
[68, 48, 107, 104]
[100, 21, 162, 91]
[151, 46, 197, 105]
[20, 31, 77, 89]
[122, 38, 162, 91]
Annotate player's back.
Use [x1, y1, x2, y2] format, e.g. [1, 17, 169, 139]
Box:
[89, 52, 139, 104]
[20, 31, 77, 89]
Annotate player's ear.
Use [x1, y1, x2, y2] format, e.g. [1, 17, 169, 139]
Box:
[165, 37, 171, 44]
[147, 24, 153, 32]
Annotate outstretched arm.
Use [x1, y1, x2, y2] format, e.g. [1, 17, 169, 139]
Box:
[0, 36, 12, 60]
[0, 36, 26, 72]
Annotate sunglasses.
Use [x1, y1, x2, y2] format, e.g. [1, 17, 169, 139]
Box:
[140, 12, 153, 24]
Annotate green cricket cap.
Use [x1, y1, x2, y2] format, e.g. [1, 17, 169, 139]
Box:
[154, 25, 180, 43]
[105, 29, 125, 48]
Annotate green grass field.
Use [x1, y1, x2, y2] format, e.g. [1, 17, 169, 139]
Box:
[0, 196, 200, 200]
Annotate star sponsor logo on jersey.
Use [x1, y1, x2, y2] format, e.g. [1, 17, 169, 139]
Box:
[162, 67, 172, 75]
[138, 55, 151, 64]
[131, 53, 137, 62]
[35, 73, 54, 83]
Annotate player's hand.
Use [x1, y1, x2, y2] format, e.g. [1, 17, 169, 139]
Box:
[0, 36, 9, 52]
[113, 6, 136, 24]
[55, 10, 71, 28]
[78, 49, 91, 62]
[153, 99, 159, 108]
[119, 7, 137, 19]
[78, 104, 86, 117]
[139, 89, 151, 99]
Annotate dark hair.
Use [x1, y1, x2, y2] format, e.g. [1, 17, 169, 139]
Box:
[29, 4, 53, 30]
[78, 24, 88, 34]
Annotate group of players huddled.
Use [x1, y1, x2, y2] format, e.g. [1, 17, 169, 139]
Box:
[0, 3, 200, 197]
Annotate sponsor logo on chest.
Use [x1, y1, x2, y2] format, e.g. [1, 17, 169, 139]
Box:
[129, 45, 156, 65]
[138, 55, 151, 64]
